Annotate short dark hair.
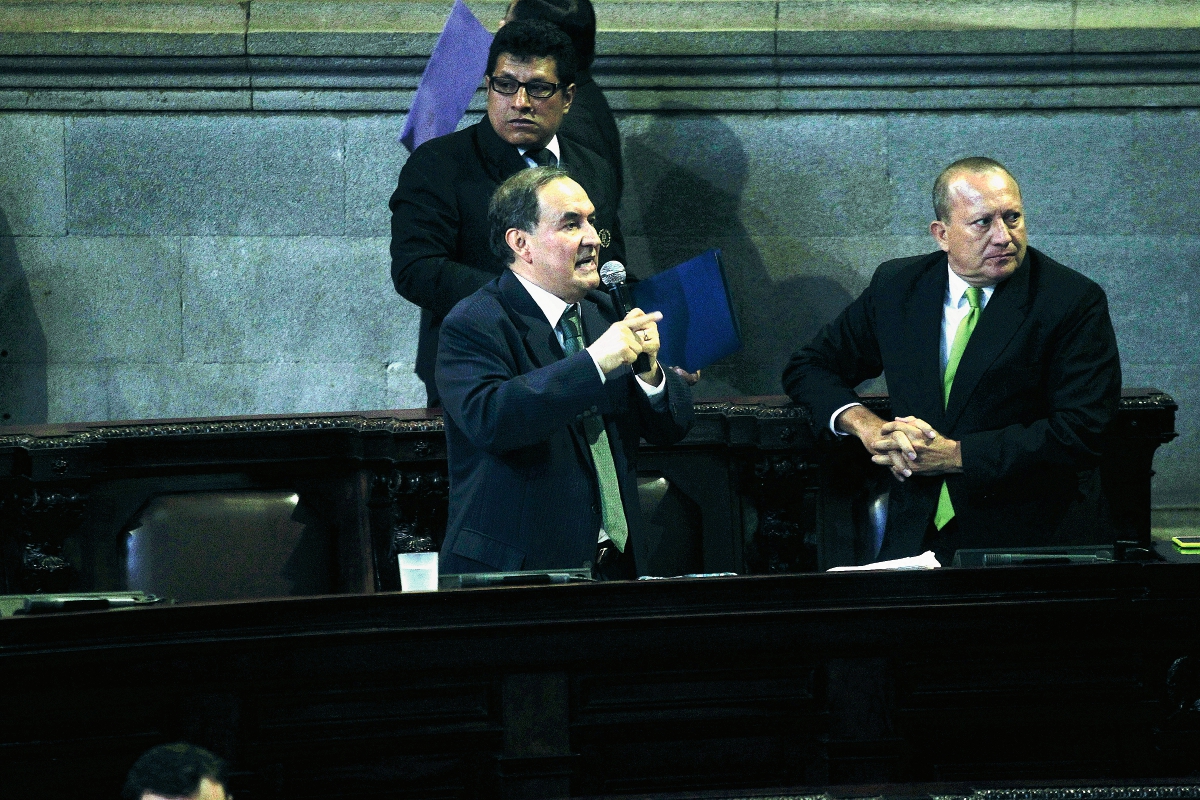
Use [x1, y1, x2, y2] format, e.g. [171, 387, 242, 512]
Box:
[489, 166, 571, 262]
[932, 156, 1018, 221]
[508, 0, 596, 69]
[487, 18, 578, 87]
[122, 742, 228, 800]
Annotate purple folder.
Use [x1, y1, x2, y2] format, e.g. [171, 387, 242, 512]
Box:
[399, 0, 493, 153]
[629, 249, 742, 373]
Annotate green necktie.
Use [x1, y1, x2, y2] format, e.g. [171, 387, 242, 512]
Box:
[560, 305, 630, 552]
[934, 286, 983, 530]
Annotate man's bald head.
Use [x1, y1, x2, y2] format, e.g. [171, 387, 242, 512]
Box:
[932, 156, 1019, 222]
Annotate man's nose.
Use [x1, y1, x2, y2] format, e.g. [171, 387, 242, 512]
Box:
[990, 218, 1014, 246]
[582, 220, 600, 246]
[513, 85, 533, 108]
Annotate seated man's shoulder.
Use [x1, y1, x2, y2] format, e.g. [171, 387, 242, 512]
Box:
[1029, 247, 1108, 298]
[874, 249, 945, 283]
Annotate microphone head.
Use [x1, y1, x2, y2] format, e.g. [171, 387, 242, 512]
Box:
[599, 260, 626, 288]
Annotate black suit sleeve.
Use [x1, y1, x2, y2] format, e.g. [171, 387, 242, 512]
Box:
[389, 148, 495, 320]
[781, 273, 885, 436]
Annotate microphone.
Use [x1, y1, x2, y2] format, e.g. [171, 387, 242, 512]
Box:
[599, 260, 651, 373]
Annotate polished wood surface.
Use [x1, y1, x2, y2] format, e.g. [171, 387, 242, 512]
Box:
[2, 563, 1200, 798]
[0, 390, 1178, 596]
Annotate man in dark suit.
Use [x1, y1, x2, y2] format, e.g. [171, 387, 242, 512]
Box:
[503, 0, 623, 201]
[390, 18, 624, 406]
[783, 157, 1121, 564]
[436, 167, 692, 577]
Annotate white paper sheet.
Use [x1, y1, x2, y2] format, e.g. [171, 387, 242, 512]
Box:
[827, 550, 942, 572]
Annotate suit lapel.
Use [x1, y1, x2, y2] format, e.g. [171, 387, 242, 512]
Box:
[474, 116, 529, 184]
[902, 258, 950, 426]
[943, 254, 1033, 429]
[497, 271, 563, 368]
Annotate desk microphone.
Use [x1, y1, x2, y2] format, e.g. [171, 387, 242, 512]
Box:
[599, 260, 651, 374]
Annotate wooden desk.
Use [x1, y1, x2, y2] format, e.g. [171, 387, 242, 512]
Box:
[0, 390, 1177, 596]
[2, 564, 1200, 798]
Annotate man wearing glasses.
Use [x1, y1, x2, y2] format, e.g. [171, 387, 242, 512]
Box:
[390, 19, 624, 407]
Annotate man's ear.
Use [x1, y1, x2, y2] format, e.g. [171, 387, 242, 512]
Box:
[561, 83, 575, 114]
[505, 228, 533, 264]
[930, 219, 950, 253]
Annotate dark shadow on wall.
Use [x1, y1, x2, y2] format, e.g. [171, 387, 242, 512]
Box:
[623, 115, 855, 398]
[0, 208, 48, 424]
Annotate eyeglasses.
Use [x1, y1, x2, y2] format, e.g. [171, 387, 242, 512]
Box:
[488, 75, 563, 99]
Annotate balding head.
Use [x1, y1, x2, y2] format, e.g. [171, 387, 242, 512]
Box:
[932, 156, 1019, 223]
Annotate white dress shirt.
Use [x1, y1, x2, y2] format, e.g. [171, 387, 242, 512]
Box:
[829, 264, 995, 434]
[518, 135, 562, 169]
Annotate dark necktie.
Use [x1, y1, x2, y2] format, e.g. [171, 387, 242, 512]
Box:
[559, 304, 629, 551]
[528, 147, 557, 167]
[934, 286, 983, 530]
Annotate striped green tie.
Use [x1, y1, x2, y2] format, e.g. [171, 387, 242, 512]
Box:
[560, 305, 630, 552]
[934, 286, 983, 530]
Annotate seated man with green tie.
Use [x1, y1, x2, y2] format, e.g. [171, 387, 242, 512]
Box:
[390, 18, 623, 406]
[783, 157, 1122, 564]
[435, 167, 691, 578]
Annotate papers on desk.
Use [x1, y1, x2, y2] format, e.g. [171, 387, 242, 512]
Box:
[827, 551, 941, 572]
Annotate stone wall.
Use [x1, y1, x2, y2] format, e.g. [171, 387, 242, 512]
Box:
[0, 0, 1198, 507]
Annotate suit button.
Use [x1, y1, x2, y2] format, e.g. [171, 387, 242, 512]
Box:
[590, 504, 599, 514]
[591, 405, 598, 413]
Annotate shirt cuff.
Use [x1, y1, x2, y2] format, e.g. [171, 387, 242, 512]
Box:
[830, 402, 863, 435]
[586, 351, 606, 383]
[637, 369, 668, 410]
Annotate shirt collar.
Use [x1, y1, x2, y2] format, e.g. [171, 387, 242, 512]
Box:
[513, 271, 573, 328]
[518, 135, 561, 163]
[945, 265, 995, 308]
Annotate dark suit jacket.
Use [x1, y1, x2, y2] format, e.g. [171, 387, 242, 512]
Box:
[389, 116, 625, 404]
[436, 270, 693, 574]
[558, 70, 623, 202]
[783, 247, 1122, 560]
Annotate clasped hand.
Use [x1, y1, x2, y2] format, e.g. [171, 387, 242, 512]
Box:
[586, 308, 662, 383]
[869, 415, 962, 482]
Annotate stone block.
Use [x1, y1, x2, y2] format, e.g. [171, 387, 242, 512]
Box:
[111, 360, 394, 418]
[1129, 109, 1200, 231]
[12, 236, 182, 364]
[596, 1, 776, 56]
[620, 233, 928, 396]
[623, 113, 889, 243]
[885, 112, 1135, 236]
[0, 115, 65, 236]
[0, 89, 252, 111]
[247, 0, 508, 56]
[0, 1, 248, 57]
[0, 363, 48, 425]
[1034, 234, 1200, 368]
[46, 362, 110, 423]
[181, 236, 418, 363]
[345, 114, 408, 237]
[1075, 0, 1200, 52]
[250, 89, 415, 112]
[777, 0, 1073, 55]
[0, 236, 49, 364]
[387, 358, 426, 410]
[66, 114, 346, 236]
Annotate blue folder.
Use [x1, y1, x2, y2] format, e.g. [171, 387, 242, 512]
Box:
[629, 249, 742, 373]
